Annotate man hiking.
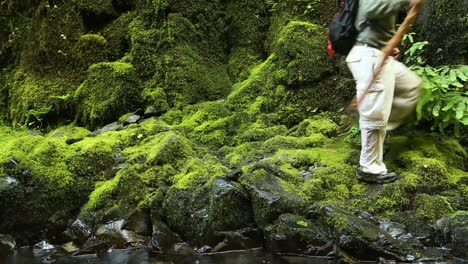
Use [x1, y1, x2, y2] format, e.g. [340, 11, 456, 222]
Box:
[346, 0, 425, 184]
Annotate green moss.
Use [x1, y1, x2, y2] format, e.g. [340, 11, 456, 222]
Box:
[274, 21, 333, 85]
[8, 70, 75, 126]
[236, 121, 288, 143]
[75, 62, 142, 128]
[398, 151, 449, 189]
[124, 131, 194, 167]
[48, 125, 91, 139]
[142, 85, 170, 115]
[415, 194, 454, 221]
[74, 34, 109, 68]
[85, 163, 154, 214]
[173, 155, 227, 189]
[263, 134, 326, 152]
[227, 21, 351, 127]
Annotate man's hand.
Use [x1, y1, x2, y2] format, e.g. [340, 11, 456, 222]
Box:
[392, 48, 400, 59]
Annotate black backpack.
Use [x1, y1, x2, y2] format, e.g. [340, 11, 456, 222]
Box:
[327, 0, 360, 57]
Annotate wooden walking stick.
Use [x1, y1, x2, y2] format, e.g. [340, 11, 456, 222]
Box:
[348, 0, 426, 112]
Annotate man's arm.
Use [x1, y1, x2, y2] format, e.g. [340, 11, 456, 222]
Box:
[363, 0, 412, 19]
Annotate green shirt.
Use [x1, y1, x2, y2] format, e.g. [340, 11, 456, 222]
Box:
[355, 0, 411, 49]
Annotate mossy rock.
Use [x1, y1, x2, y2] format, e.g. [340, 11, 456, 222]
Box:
[8, 70, 75, 126]
[75, 62, 142, 128]
[0, 132, 92, 244]
[274, 21, 333, 85]
[240, 164, 307, 227]
[163, 177, 254, 244]
[415, 194, 454, 221]
[124, 131, 195, 168]
[74, 34, 109, 68]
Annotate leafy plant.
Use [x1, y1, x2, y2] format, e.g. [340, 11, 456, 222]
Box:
[403, 33, 468, 136]
[414, 65, 468, 135]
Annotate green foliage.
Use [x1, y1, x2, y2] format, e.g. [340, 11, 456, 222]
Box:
[414, 65, 468, 135]
[404, 33, 468, 135]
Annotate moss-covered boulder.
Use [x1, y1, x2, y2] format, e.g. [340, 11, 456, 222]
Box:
[227, 21, 353, 127]
[163, 177, 254, 245]
[240, 163, 308, 227]
[75, 62, 142, 128]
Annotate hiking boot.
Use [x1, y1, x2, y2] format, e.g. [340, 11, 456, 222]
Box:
[356, 167, 398, 184]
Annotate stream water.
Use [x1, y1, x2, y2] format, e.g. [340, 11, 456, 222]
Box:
[4, 247, 349, 264]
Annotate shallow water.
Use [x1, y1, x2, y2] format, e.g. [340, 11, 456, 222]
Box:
[4, 247, 342, 264]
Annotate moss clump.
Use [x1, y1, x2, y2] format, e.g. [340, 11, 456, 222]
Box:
[0, 129, 105, 242]
[124, 131, 194, 168]
[48, 125, 91, 140]
[173, 155, 227, 189]
[236, 121, 288, 143]
[415, 194, 454, 221]
[74, 34, 109, 68]
[274, 21, 333, 85]
[227, 21, 351, 127]
[141, 84, 170, 115]
[8, 70, 75, 126]
[75, 62, 142, 128]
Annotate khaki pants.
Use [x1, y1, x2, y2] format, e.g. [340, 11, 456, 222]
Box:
[346, 45, 422, 174]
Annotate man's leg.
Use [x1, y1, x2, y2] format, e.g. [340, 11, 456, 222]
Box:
[355, 56, 395, 175]
[387, 61, 423, 131]
[347, 47, 397, 181]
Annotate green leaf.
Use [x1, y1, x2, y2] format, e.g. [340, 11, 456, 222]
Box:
[456, 101, 466, 120]
[296, 221, 308, 227]
[432, 101, 442, 117]
[442, 99, 458, 112]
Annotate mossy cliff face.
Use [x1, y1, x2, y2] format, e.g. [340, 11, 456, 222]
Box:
[0, 0, 343, 127]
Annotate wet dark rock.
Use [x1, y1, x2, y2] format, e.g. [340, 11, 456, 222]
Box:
[144, 106, 158, 118]
[151, 219, 182, 253]
[60, 242, 80, 255]
[122, 209, 152, 236]
[323, 206, 423, 262]
[91, 122, 123, 136]
[196, 245, 213, 254]
[264, 214, 332, 256]
[163, 177, 254, 245]
[0, 177, 17, 192]
[0, 234, 16, 258]
[73, 238, 110, 256]
[435, 214, 468, 259]
[124, 115, 141, 125]
[240, 163, 307, 227]
[173, 242, 195, 256]
[95, 220, 148, 249]
[225, 167, 242, 181]
[65, 138, 83, 145]
[213, 228, 263, 252]
[60, 219, 92, 246]
[379, 221, 406, 239]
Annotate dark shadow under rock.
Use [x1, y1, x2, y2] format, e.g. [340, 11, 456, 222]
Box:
[264, 214, 333, 256]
